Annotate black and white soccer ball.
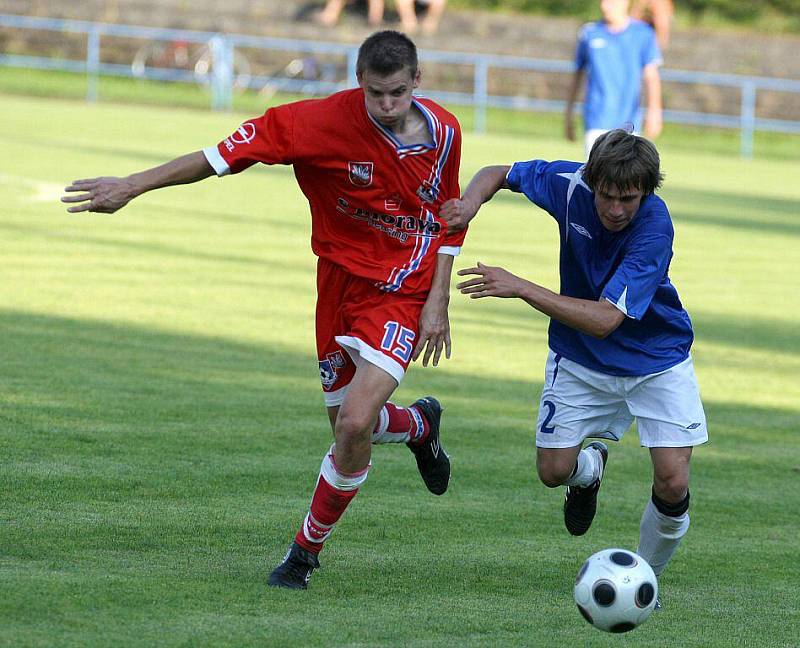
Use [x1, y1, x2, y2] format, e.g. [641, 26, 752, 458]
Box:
[573, 548, 658, 633]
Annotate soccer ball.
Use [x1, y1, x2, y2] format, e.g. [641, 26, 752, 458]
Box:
[573, 548, 658, 633]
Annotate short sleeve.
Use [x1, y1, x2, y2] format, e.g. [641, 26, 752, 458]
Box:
[203, 103, 296, 176]
[438, 122, 465, 255]
[575, 24, 590, 70]
[505, 159, 557, 216]
[642, 26, 663, 68]
[601, 230, 673, 320]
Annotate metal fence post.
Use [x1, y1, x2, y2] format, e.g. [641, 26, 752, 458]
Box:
[474, 57, 488, 134]
[86, 26, 100, 103]
[740, 81, 756, 159]
[209, 35, 233, 111]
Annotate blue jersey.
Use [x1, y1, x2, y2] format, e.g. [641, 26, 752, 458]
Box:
[575, 19, 662, 131]
[506, 159, 693, 377]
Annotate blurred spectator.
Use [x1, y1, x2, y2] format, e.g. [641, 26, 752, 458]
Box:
[396, 0, 448, 35]
[317, 0, 385, 27]
[630, 0, 674, 48]
[565, 0, 663, 156]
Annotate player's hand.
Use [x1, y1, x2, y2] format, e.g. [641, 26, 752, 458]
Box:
[644, 112, 663, 139]
[565, 116, 577, 142]
[457, 262, 527, 299]
[61, 176, 138, 214]
[439, 197, 479, 233]
[412, 296, 451, 367]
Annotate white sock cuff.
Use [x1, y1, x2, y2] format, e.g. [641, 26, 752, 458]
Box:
[646, 500, 690, 538]
[565, 447, 599, 488]
[373, 407, 389, 437]
[320, 446, 370, 491]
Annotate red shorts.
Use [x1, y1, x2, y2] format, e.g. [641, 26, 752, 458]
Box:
[316, 258, 426, 406]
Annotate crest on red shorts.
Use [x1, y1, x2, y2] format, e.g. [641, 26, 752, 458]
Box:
[348, 161, 374, 187]
[319, 360, 337, 388]
[319, 351, 347, 389]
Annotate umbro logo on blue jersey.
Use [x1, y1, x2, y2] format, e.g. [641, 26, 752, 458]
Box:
[686, 422, 702, 430]
[570, 223, 593, 239]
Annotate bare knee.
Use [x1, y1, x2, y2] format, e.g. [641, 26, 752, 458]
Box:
[650, 447, 692, 504]
[537, 450, 579, 488]
[334, 410, 374, 454]
[653, 473, 689, 504]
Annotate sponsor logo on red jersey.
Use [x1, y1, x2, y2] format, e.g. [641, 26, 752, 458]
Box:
[348, 161, 374, 187]
[224, 122, 257, 152]
[385, 194, 402, 211]
[336, 198, 441, 244]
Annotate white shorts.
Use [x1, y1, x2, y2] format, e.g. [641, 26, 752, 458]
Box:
[584, 129, 608, 158]
[535, 350, 708, 449]
[584, 128, 640, 159]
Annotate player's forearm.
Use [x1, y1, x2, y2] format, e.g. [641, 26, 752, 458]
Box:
[461, 165, 511, 211]
[518, 281, 622, 339]
[428, 253, 455, 304]
[565, 70, 583, 114]
[644, 66, 663, 114]
[126, 151, 215, 198]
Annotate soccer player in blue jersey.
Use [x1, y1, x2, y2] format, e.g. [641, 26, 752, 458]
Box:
[566, 0, 663, 156]
[440, 129, 707, 604]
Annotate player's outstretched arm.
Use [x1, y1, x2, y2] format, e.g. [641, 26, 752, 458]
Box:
[62, 151, 214, 214]
[457, 262, 626, 339]
[439, 165, 510, 233]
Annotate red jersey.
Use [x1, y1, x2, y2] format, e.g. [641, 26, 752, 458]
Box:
[203, 88, 465, 297]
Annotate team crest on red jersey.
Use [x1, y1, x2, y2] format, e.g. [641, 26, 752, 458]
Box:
[348, 161, 374, 187]
[416, 180, 438, 204]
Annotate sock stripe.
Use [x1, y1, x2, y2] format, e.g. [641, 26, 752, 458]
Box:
[409, 407, 425, 443]
[323, 447, 370, 489]
[302, 512, 334, 544]
[652, 488, 690, 517]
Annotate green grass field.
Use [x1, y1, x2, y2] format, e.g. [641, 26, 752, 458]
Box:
[1, 91, 799, 647]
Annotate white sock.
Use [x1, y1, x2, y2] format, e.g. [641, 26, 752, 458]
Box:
[565, 446, 602, 487]
[636, 499, 690, 576]
[370, 404, 425, 445]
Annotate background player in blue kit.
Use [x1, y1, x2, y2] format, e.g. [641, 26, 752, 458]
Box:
[565, 0, 664, 156]
[440, 129, 707, 604]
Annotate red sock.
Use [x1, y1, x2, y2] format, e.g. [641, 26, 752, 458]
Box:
[372, 402, 430, 445]
[294, 448, 370, 554]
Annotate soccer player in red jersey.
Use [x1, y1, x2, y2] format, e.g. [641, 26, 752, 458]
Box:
[62, 31, 465, 590]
